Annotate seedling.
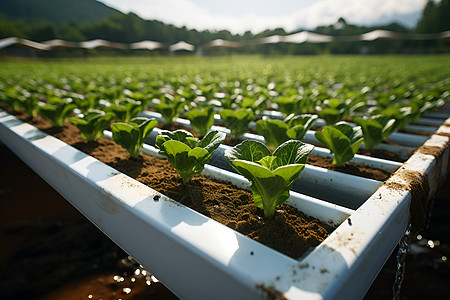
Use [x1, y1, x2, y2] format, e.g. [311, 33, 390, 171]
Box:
[255, 114, 318, 150]
[69, 110, 113, 141]
[108, 98, 142, 123]
[275, 95, 308, 115]
[111, 117, 158, 158]
[225, 140, 313, 219]
[315, 122, 363, 167]
[354, 115, 396, 150]
[185, 107, 215, 136]
[38, 98, 76, 127]
[154, 94, 184, 125]
[219, 108, 254, 138]
[156, 130, 226, 184]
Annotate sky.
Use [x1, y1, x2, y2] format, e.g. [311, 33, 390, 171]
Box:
[99, 0, 427, 34]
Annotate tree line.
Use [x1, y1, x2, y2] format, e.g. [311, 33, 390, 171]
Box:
[0, 0, 448, 55]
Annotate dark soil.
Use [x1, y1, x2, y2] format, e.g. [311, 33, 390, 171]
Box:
[307, 155, 391, 182]
[399, 129, 433, 136]
[357, 148, 404, 163]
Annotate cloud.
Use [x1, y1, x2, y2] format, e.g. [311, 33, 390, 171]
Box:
[100, 0, 426, 34]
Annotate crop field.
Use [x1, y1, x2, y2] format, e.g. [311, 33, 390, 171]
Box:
[1, 54, 450, 299]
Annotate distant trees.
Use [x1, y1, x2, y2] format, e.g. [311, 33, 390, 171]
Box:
[416, 0, 450, 33]
[0, 0, 449, 55]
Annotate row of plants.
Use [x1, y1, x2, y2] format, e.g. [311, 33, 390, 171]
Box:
[0, 56, 448, 171]
[0, 87, 408, 171]
[0, 95, 317, 220]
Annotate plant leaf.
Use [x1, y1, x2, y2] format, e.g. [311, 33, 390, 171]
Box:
[224, 140, 272, 164]
[272, 140, 314, 166]
[255, 118, 289, 150]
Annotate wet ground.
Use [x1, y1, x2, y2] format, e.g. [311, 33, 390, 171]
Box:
[0, 143, 449, 299]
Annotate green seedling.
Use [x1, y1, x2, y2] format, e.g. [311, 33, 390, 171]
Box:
[111, 117, 158, 158]
[225, 140, 313, 219]
[156, 129, 226, 184]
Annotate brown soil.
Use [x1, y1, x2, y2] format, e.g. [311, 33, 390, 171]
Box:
[6, 109, 334, 260]
[357, 148, 404, 162]
[307, 155, 391, 182]
[399, 129, 433, 136]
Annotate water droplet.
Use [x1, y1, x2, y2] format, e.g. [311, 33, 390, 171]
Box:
[146, 280, 152, 286]
[442, 256, 447, 262]
[427, 240, 435, 248]
[88, 295, 93, 299]
[123, 288, 131, 294]
[393, 223, 411, 300]
[134, 269, 141, 276]
[151, 275, 159, 283]
[416, 234, 422, 240]
[141, 270, 147, 276]
[131, 277, 136, 282]
[113, 275, 124, 282]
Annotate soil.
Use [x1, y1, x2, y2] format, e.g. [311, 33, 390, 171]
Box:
[307, 155, 391, 182]
[399, 129, 433, 136]
[357, 148, 404, 163]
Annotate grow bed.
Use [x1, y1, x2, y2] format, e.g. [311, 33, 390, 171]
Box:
[0, 107, 449, 299]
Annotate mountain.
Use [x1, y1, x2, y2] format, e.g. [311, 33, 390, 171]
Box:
[0, 0, 121, 24]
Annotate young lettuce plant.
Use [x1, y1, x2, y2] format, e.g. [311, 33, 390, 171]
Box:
[38, 98, 76, 127]
[154, 95, 184, 125]
[155, 130, 226, 184]
[354, 115, 396, 150]
[69, 110, 113, 142]
[255, 114, 318, 151]
[219, 108, 254, 138]
[111, 117, 158, 158]
[314, 122, 364, 167]
[185, 107, 215, 136]
[13, 94, 40, 118]
[108, 98, 142, 123]
[275, 95, 307, 115]
[316, 99, 346, 126]
[225, 140, 313, 219]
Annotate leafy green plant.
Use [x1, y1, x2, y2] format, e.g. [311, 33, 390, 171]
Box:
[69, 110, 113, 141]
[111, 117, 158, 158]
[275, 95, 309, 115]
[38, 98, 76, 127]
[108, 98, 142, 123]
[316, 98, 365, 125]
[238, 96, 267, 113]
[314, 122, 363, 167]
[10, 94, 40, 118]
[219, 108, 254, 138]
[255, 114, 318, 150]
[72, 93, 100, 113]
[185, 107, 215, 136]
[354, 115, 396, 150]
[369, 105, 414, 129]
[154, 94, 184, 125]
[155, 130, 226, 183]
[225, 140, 313, 219]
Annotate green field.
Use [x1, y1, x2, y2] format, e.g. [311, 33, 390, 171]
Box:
[1, 55, 449, 139]
[1, 56, 449, 98]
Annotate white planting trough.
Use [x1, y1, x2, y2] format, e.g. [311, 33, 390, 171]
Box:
[1, 108, 449, 300]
